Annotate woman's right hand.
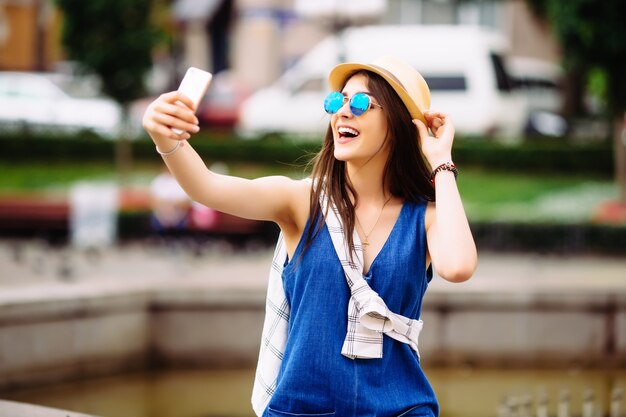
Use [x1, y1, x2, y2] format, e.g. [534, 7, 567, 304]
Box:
[142, 91, 200, 142]
[413, 111, 455, 169]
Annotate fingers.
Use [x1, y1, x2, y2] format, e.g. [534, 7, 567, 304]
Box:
[424, 110, 446, 120]
[412, 119, 429, 139]
[413, 113, 443, 138]
[143, 115, 192, 140]
[416, 111, 455, 166]
[424, 111, 446, 131]
[154, 100, 199, 125]
[154, 112, 198, 136]
[143, 91, 200, 139]
[145, 120, 192, 141]
[160, 91, 196, 111]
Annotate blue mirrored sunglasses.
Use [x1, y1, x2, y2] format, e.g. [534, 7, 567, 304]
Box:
[323, 91, 382, 116]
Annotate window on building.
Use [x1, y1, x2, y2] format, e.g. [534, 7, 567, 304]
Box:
[384, 0, 505, 31]
[423, 75, 467, 91]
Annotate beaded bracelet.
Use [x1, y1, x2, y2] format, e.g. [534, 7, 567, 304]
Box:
[430, 162, 458, 184]
[156, 140, 184, 156]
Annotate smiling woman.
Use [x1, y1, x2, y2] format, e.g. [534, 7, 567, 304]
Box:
[142, 55, 477, 417]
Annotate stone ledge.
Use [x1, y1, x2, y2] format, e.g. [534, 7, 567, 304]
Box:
[0, 399, 97, 417]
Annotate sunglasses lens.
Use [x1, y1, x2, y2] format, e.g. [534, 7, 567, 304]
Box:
[350, 93, 370, 116]
[324, 91, 344, 114]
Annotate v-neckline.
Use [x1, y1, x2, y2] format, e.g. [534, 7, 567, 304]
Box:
[361, 201, 407, 276]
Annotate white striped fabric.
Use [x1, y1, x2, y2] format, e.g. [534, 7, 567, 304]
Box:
[319, 193, 423, 359]
[251, 233, 289, 416]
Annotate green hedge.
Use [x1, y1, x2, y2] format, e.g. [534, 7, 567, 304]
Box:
[471, 222, 626, 255]
[0, 132, 321, 166]
[0, 131, 614, 176]
[454, 140, 613, 176]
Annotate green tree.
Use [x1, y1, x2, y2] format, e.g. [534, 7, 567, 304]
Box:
[55, 0, 165, 180]
[526, 0, 626, 202]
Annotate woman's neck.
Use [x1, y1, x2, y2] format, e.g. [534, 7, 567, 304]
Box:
[346, 159, 389, 205]
[343, 136, 393, 204]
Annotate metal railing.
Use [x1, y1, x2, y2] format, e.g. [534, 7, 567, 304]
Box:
[498, 387, 624, 417]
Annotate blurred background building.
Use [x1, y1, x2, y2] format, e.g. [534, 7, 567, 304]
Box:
[0, 0, 560, 91]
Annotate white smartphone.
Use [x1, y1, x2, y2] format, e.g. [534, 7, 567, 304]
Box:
[172, 67, 213, 134]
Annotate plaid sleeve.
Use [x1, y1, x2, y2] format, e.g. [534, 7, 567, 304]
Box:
[251, 233, 290, 416]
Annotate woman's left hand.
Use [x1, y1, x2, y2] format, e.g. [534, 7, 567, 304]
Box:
[413, 111, 455, 168]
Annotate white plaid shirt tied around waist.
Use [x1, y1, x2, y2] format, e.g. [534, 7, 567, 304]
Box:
[251, 193, 424, 416]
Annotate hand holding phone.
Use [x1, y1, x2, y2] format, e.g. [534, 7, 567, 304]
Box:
[172, 67, 213, 134]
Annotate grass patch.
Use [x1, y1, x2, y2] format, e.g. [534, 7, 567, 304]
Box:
[0, 162, 159, 192]
[0, 161, 309, 193]
[459, 169, 615, 223]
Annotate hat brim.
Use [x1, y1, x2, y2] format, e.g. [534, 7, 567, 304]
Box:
[328, 63, 427, 124]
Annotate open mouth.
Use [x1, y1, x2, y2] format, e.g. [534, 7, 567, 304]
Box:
[337, 126, 360, 140]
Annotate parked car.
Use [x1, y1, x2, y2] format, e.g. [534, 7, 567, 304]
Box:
[196, 70, 250, 129]
[237, 25, 529, 140]
[0, 71, 123, 137]
[507, 57, 568, 137]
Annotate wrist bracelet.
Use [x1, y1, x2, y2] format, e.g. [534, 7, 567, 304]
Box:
[430, 162, 458, 184]
[156, 140, 184, 156]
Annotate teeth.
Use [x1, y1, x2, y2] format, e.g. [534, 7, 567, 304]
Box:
[338, 127, 359, 136]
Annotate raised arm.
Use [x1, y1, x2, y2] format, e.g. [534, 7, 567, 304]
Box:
[414, 111, 477, 283]
[142, 91, 304, 229]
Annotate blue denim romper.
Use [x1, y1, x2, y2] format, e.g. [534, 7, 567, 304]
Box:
[264, 200, 438, 417]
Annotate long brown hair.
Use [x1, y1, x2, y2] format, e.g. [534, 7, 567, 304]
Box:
[304, 70, 435, 255]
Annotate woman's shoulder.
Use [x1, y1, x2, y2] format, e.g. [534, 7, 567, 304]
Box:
[402, 197, 434, 227]
[292, 177, 313, 196]
[286, 177, 313, 225]
[403, 196, 432, 210]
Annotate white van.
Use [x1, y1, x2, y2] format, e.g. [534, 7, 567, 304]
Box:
[0, 71, 123, 138]
[237, 25, 527, 139]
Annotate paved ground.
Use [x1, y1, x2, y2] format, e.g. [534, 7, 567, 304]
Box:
[1, 238, 625, 301]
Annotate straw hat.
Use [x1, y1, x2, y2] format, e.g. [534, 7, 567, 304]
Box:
[328, 55, 431, 124]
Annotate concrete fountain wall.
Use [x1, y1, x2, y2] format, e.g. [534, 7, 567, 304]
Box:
[1, 261, 625, 393]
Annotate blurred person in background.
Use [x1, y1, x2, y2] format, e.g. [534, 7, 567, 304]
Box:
[142, 56, 477, 417]
[149, 166, 192, 238]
